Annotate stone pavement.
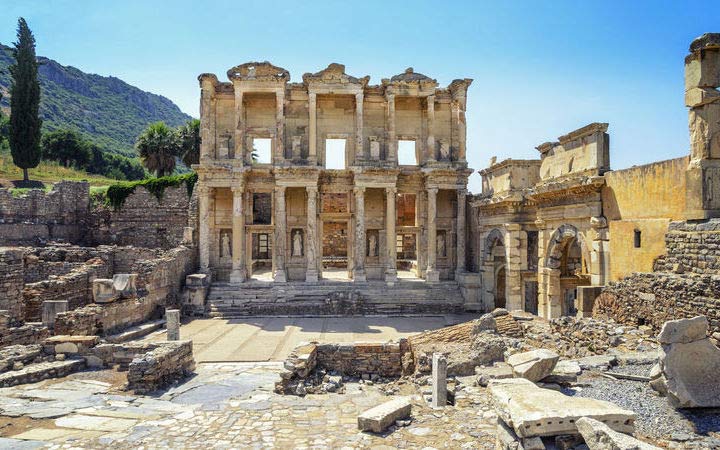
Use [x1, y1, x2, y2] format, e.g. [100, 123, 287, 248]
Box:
[0, 361, 499, 449]
[143, 316, 471, 363]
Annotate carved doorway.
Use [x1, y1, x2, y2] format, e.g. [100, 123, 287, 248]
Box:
[495, 266, 507, 309]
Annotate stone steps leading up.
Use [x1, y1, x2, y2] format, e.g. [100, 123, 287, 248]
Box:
[207, 281, 465, 317]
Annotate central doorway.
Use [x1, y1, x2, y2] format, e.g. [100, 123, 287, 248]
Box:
[321, 221, 349, 280]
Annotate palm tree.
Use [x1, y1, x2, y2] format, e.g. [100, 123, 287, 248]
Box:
[177, 119, 200, 167]
[136, 122, 179, 177]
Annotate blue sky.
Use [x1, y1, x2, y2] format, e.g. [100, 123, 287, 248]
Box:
[1, 0, 718, 192]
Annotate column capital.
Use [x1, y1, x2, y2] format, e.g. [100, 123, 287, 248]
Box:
[427, 187, 438, 195]
[306, 185, 319, 194]
[231, 184, 245, 194]
[386, 186, 397, 195]
[457, 188, 467, 197]
[354, 186, 366, 195]
[275, 185, 287, 195]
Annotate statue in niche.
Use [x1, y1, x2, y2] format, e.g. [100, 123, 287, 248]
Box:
[292, 229, 303, 257]
[368, 233, 377, 257]
[369, 137, 380, 160]
[292, 136, 303, 159]
[437, 232, 446, 258]
[220, 230, 232, 258]
[439, 140, 450, 161]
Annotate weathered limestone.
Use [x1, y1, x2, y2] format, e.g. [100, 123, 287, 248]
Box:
[353, 187, 367, 282]
[230, 186, 247, 283]
[273, 186, 288, 282]
[490, 378, 636, 438]
[306, 186, 319, 282]
[507, 349, 559, 382]
[357, 397, 412, 433]
[92, 279, 118, 303]
[576, 417, 660, 450]
[166, 309, 180, 341]
[183, 273, 209, 315]
[385, 187, 397, 283]
[654, 315, 720, 408]
[41, 300, 68, 328]
[426, 187, 439, 282]
[126, 340, 195, 394]
[112, 274, 137, 298]
[431, 353, 447, 408]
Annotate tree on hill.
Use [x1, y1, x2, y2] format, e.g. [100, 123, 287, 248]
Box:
[177, 118, 200, 167]
[41, 128, 91, 168]
[0, 93, 8, 150]
[9, 18, 42, 182]
[136, 121, 179, 177]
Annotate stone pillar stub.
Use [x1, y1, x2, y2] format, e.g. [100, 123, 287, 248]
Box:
[353, 186, 367, 281]
[166, 309, 180, 341]
[42, 300, 69, 328]
[274, 186, 288, 282]
[385, 186, 397, 283]
[230, 185, 247, 283]
[306, 186, 319, 282]
[426, 187, 439, 282]
[431, 353, 447, 408]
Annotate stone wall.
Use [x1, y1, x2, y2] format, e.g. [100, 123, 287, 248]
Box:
[595, 219, 720, 333]
[315, 342, 404, 377]
[0, 182, 90, 246]
[0, 248, 24, 324]
[126, 340, 195, 394]
[88, 185, 193, 249]
[0, 322, 50, 347]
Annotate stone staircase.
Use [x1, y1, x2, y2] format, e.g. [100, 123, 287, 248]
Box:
[207, 280, 465, 317]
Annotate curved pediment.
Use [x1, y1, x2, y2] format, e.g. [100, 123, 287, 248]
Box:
[389, 67, 436, 84]
[227, 61, 290, 82]
[302, 63, 369, 86]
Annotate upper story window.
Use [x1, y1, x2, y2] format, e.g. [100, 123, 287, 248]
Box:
[398, 140, 417, 165]
[325, 138, 346, 170]
[634, 229, 642, 248]
[252, 138, 272, 164]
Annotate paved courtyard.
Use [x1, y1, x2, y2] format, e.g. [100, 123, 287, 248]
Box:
[144, 316, 472, 362]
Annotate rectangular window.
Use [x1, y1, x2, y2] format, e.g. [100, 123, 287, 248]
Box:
[252, 193, 272, 224]
[398, 140, 417, 165]
[325, 139, 346, 169]
[396, 235, 404, 254]
[252, 138, 272, 164]
[634, 229, 642, 248]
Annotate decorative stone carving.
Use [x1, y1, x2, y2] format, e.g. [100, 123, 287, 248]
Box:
[220, 229, 232, 258]
[369, 136, 380, 160]
[113, 273, 137, 299]
[92, 279, 118, 304]
[437, 231, 447, 258]
[367, 231, 378, 257]
[439, 139, 450, 161]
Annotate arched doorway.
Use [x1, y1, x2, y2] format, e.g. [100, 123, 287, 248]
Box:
[544, 224, 591, 317]
[495, 266, 506, 309]
[484, 229, 507, 310]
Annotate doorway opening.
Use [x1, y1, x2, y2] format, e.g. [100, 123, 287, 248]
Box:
[322, 221, 349, 280]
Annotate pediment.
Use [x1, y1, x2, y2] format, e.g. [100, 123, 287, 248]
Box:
[302, 63, 369, 86]
[227, 62, 290, 82]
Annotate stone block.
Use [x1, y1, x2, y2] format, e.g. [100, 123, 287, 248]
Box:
[41, 300, 69, 328]
[507, 349, 559, 382]
[541, 360, 581, 384]
[357, 397, 411, 433]
[92, 279, 118, 303]
[657, 315, 708, 344]
[496, 419, 522, 450]
[576, 417, 660, 450]
[489, 378, 636, 438]
[112, 274, 137, 299]
[431, 353, 447, 408]
[166, 309, 180, 341]
[661, 337, 720, 408]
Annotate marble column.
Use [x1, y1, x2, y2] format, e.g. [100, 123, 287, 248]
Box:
[273, 186, 287, 282]
[458, 102, 467, 162]
[451, 100, 460, 162]
[426, 187, 440, 282]
[385, 186, 397, 282]
[385, 93, 396, 163]
[455, 189, 466, 276]
[426, 95, 436, 162]
[234, 88, 244, 163]
[198, 185, 212, 273]
[275, 89, 285, 163]
[306, 186, 319, 282]
[230, 185, 246, 283]
[353, 186, 367, 281]
[308, 92, 317, 165]
[199, 82, 213, 160]
[355, 92, 364, 163]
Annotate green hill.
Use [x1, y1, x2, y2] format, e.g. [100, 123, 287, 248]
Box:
[0, 43, 192, 157]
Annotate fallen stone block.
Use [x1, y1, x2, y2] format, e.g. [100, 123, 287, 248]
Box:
[476, 363, 514, 386]
[576, 417, 660, 450]
[490, 378, 635, 438]
[507, 349, 559, 382]
[574, 355, 617, 371]
[496, 418, 522, 450]
[112, 274, 138, 299]
[541, 360, 582, 385]
[661, 337, 720, 408]
[45, 335, 98, 355]
[657, 316, 708, 344]
[92, 279, 119, 303]
[357, 397, 411, 433]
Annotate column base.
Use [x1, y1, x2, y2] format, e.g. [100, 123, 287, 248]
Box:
[385, 269, 397, 284]
[230, 268, 247, 283]
[353, 269, 366, 282]
[305, 269, 319, 283]
[273, 269, 287, 283]
[426, 269, 440, 283]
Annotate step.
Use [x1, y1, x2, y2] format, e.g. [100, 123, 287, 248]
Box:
[105, 319, 166, 343]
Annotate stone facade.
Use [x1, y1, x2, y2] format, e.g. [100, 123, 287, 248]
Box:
[126, 340, 195, 394]
[195, 62, 471, 292]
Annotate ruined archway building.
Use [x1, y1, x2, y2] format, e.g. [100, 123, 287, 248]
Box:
[196, 34, 720, 318]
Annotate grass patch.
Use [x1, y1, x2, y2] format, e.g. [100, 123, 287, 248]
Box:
[105, 172, 197, 209]
[0, 151, 119, 187]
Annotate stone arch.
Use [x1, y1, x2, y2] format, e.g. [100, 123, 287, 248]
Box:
[483, 228, 506, 263]
[544, 224, 591, 274]
[482, 228, 507, 310]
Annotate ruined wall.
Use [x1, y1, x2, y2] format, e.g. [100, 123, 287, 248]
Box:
[315, 342, 404, 377]
[0, 249, 25, 324]
[0, 182, 90, 246]
[537, 123, 609, 180]
[595, 219, 720, 332]
[89, 185, 193, 249]
[603, 156, 689, 281]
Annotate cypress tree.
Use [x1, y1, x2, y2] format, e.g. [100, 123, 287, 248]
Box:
[9, 18, 42, 182]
